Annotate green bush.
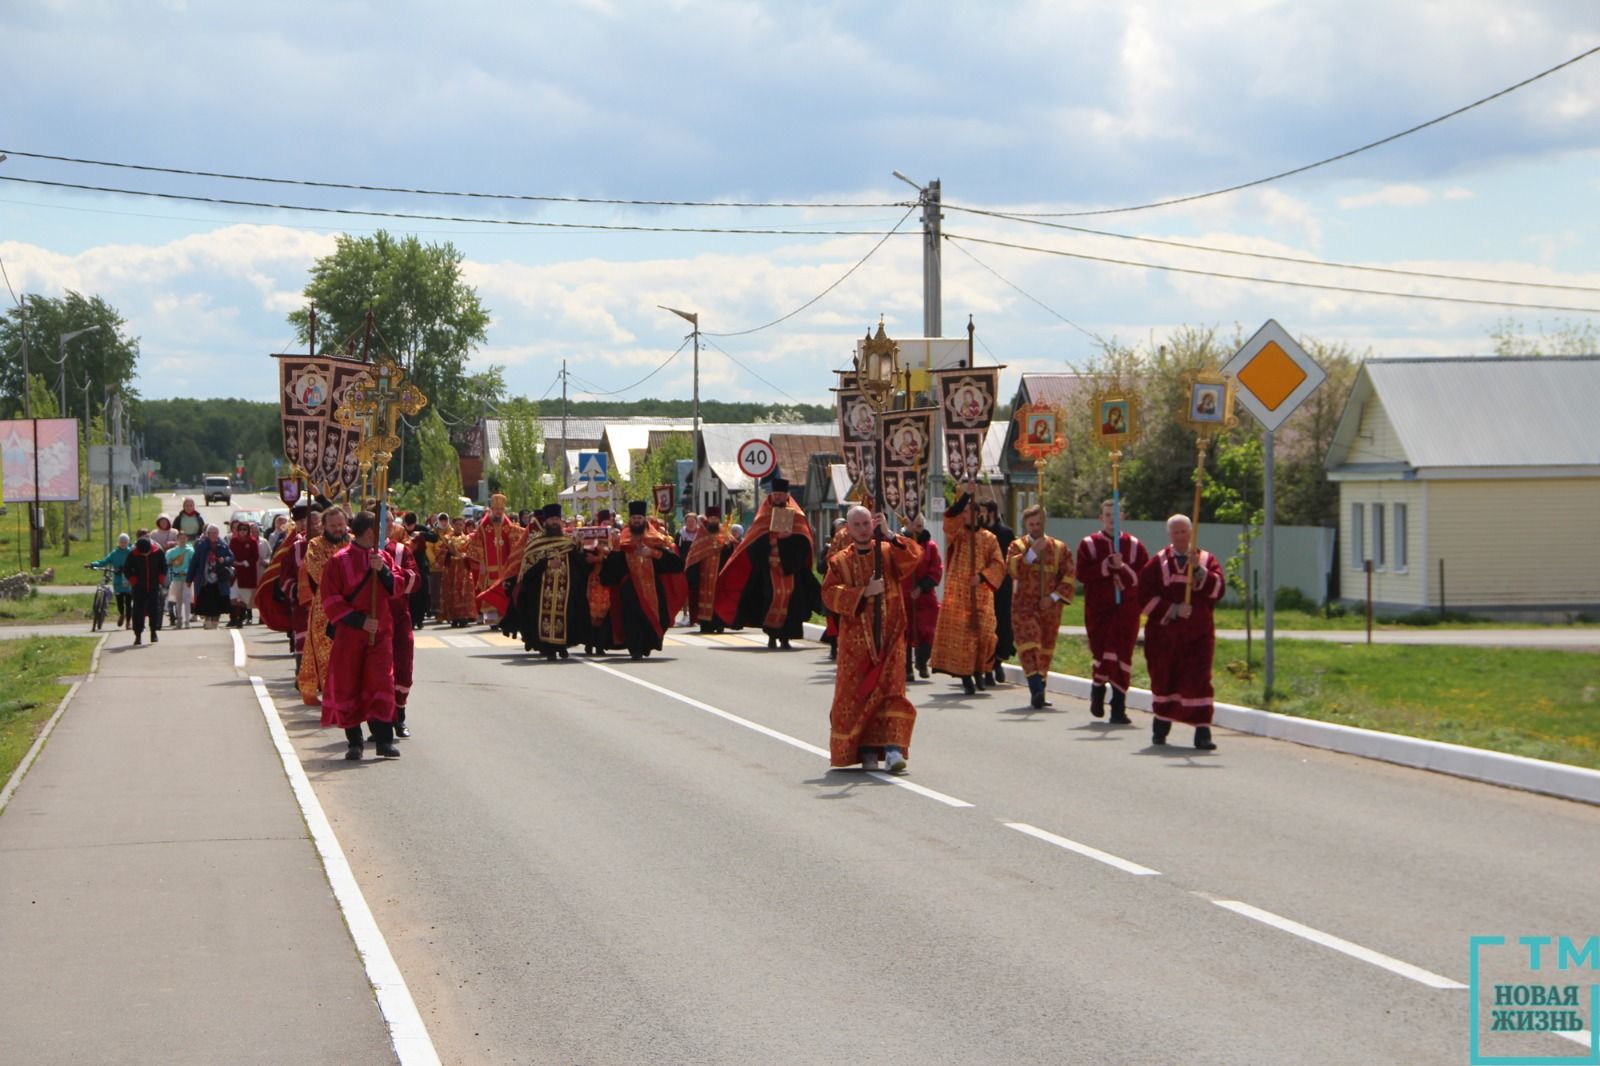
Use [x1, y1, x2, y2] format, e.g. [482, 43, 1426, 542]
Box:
[1274, 586, 1318, 613]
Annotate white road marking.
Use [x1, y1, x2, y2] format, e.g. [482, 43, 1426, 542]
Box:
[1004, 822, 1161, 876]
[583, 660, 976, 808]
[1212, 899, 1467, 990]
[230, 626, 246, 670]
[249, 677, 441, 1066]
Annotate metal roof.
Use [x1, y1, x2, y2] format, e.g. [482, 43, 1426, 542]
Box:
[698, 422, 837, 493]
[1326, 355, 1600, 472]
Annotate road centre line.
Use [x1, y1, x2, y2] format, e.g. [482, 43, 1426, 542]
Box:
[582, 660, 976, 808]
[1212, 899, 1467, 990]
[1004, 822, 1161, 876]
[249, 677, 442, 1066]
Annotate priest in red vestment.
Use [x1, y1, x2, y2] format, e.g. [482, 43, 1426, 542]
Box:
[599, 502, 687, 660]
[681, 504, 736, 634]
[320, 510, 407, 761]
[1076, 498, 1149, 723]
[1138, 514, 1225, 751]
[384, 520, 422, 737]
[900, 514, 941, 683]
[714, 477, 820, 650]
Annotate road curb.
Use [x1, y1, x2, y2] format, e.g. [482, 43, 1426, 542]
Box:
[800, 622, 1600, 807]
[0, 632, 108, 815]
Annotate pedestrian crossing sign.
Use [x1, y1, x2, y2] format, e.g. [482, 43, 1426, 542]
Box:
[578, 451, 609, 483]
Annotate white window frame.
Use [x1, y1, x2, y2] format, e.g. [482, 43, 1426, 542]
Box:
[1351, 502, 1365, 569]
[1373, 503, 1386, 571]
[1394, 503, 1408, 573]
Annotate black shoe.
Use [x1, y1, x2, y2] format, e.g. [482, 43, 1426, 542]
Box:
[1194, 726, 1217, 751]
[1109, 688, 1131, 724]
[133, 634, 142, 646]
[961, 675, 976, 695]
[344, 743, 362, 761]
[1089, 684, 1106, 718]
[150, 631, 158, 643]
[828, 647, 837, 661]
[558, 648, 569, 660]
[917, 662, 929, 679]
[992, 664, 1005, 683]
[631, 651, 644, 661]
[780, 639, 792, 650]
[974, 673, 988, 691]
[394, 722, 410, 738]
[1030, 691, 1046, 709]
[767, 635, 777, 649]
[376, 742, 401, 758]
[1152, 719, 1171, 746]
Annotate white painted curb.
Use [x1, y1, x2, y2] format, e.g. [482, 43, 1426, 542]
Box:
[801, 622, 1600, 807]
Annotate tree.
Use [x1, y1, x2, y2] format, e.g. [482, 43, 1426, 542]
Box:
[287, 230, 499, 484]
[0, 291, 140, 423]
[489, 399, 548, 509]
[413, 410, 464, 518]
[137, 399, 281, 484]
[1272, 338, 1362, 528]
[623, 432, 694, 511]
[1489, 318, 1599, 357]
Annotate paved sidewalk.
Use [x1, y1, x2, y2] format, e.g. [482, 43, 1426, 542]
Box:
[0, 625, 396, 1064]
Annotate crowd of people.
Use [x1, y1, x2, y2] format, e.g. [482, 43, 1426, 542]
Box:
[108, 480, 1223, 770]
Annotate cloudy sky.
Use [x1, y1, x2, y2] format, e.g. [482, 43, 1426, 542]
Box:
[2, 1, 1597, 413]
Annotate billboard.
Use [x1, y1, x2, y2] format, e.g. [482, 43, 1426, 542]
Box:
[0, 418, 82, 503]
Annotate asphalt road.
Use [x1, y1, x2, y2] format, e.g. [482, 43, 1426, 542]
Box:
[247, 619, 1600, 1066]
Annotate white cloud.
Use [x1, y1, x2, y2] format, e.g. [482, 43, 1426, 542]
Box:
[1336, 185, 1434, 210]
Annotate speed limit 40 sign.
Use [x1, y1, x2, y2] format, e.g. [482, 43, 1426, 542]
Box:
[737, 438, 776, 479]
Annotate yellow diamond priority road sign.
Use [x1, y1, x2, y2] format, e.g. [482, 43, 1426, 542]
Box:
[1222, 319, 1326, 432]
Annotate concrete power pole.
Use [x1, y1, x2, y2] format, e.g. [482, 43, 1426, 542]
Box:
[894, 172, 946, 543]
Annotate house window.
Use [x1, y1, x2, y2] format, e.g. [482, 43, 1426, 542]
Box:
[1394, 503, 1408, 571]
[1351, 502, 1365, 568]
[1374, 504, 1386, 570]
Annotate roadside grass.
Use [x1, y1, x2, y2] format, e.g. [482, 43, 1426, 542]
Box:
[0, 495, 164, 576]
[0, 592, 97, 627]
[1050, 636, 1600, 771]
[0, 637, 98, 787]
[1051, 596, 1597, 632]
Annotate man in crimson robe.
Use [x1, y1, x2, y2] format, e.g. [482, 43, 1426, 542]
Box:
[681, 504, 735, 634]
[1006, 504, 1074, 709]
[504, 503, 591, 660]
[599, 502, 687, 660]
[1138, 514, 1225, 751]
[930, 481, 1006, 694]
[715, 477, 820, 650]
[900, 514, 941, 683]
[384, 519, 422, 737]
[466, 493, 523, 623]
[1077, 498, 1149, 724]
[320, 510, 406, 761]
[821, 506, 921, 774]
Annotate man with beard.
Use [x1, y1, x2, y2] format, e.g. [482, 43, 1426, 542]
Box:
[404, 511, 438, 630]
[466, 493, 523, 623]
[822, 506, 922, 774]
[384, 520, 422, 736]
[321, 511, 405, 761]
[1139, 514, 1225, 751]
[900, 514, 942, 682]
[979, 499, 1016, 685]
[1077, 498, 1149, 724]
[581, 509, 616, 656]
[681, 504, 735, 634]
[297, 506, 350, 707]
[600, 502, 686, 660]
[930, 480, 1006, 695]
[279, 505, 318, 666]
[1007, 505, 1075, 709]
[714, 477, 820, 650]
[503, 503, 591, 660]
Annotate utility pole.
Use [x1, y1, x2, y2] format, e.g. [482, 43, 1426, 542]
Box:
[892, 171, 946, 547]
[18, 294, 40, 569]
[560, 359, 568, 496]
[82, 373, 93, 542]
[659, 306, 700, 513]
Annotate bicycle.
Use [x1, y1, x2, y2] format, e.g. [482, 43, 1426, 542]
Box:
[86, 565, 114, 632]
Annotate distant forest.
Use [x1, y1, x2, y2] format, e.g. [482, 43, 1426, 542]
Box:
[137, 397, 832, 484]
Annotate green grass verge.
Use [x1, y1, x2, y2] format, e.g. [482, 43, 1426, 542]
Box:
[1050, 636, 1600, 770]
[0, 593, 97, 627]
[0, 495, 165, 573]
[1050, 596, 1597, 632]
[0, 637, 99, 786]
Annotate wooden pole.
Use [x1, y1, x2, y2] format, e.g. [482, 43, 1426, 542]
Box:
[1186, 436, 1208, 605]
[1110, 448, 1123, 605]
[1365, 558, 1374, 645]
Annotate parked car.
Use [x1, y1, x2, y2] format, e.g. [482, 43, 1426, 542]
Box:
[228, 509, 265, 528]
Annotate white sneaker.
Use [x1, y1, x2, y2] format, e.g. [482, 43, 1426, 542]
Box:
[885, 749, 908, 775]
[861, 755, 882, 772]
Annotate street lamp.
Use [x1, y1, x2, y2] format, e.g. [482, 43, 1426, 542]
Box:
[659, 305, 700, 515]
[55, 324, 103, 417]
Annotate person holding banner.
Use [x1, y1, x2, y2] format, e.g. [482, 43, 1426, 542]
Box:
[503, 503, 591, 660]
[979, 500, 1016, 685]
[437, 516, 478, 628]
[1007, 505, 1074, 709]
[681, 505, 735, 634]
[930, 481, 1006, 695]
[320, 511, 404, 761]
[714, 478, 820, 650]
[582, 510, 616, 656]
[599, 502, 685, 660]
[1077, 498, 1148, 724]
[1138, 514, 1224, 751]
[900, 514, 941, 682]
[297, 506, 348, 706]
[821, 506, 921, 774]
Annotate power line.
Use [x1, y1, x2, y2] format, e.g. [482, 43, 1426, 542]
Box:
[701, 336, 803, 403]
[941, 205, 1600, 293]
[0, 147, 905, 211]
[943, 232, 1600, 314]
[945, 236, 1106, 348]
[984, 44, 1600, 218]
[704, 204, 919, 337]
[570, 338, 691, 397]
[0, 175, 907, 237]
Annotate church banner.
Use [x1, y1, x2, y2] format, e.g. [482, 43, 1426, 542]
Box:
[878, 406, 936, 521]
[935, 366, 1000, 483]
[277, 354, 370, 498]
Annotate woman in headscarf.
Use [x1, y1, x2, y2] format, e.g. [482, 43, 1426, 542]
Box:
[91, 534, 135, 629]
[187, 524, 235, 630]
[150, 513, 177, 551]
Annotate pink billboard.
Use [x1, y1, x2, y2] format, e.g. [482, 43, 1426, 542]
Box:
[0, 418, 82, 503]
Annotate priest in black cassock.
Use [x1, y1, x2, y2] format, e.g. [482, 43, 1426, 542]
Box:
[599, 501, 687, 660]
[714, 477, 821, 650]
[502, 503, 591, 660]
